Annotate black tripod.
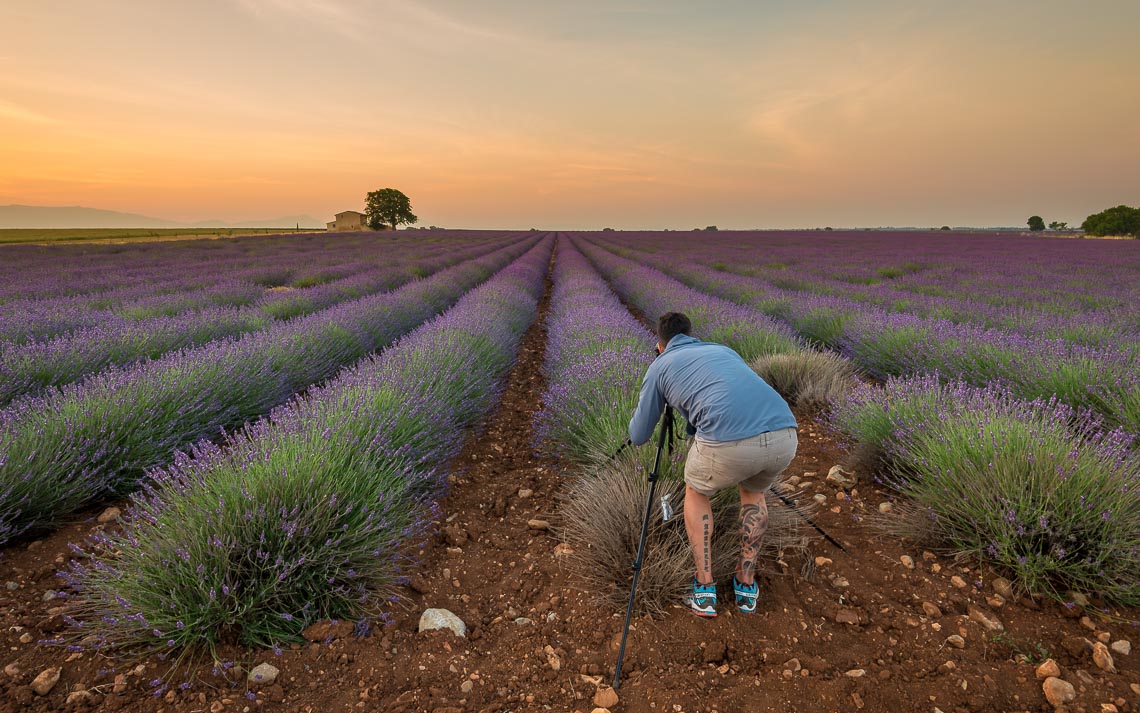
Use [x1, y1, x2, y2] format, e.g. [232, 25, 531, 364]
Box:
[612, 405, 674, 690]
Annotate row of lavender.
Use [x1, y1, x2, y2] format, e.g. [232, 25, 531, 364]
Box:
[596, 231, 1140, 348]
[583, 235, 1140, 434]
[0, 236, 517, 404]
[0, 233, 512, 344]
[64, 239, 552, 653]
[0, 236, 538, 544]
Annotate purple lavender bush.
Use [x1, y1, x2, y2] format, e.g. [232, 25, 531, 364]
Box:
[832, 375, 1140, 603]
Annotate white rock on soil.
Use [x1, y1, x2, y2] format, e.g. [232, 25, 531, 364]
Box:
[844, 669, 866, 678]
[31, 667, 60, 696]
[992, 576, 1013, 600]
[826, 465, 855, 488]
[247, 662, 279, 685]
[946, 635, 965, 649]
[812, 494, 828, 505]
[1092, 642, 1117, 673]
[594, 686, 619, 708]
[1042, 677, 1076, 707]
[418, 608, 467, 637]
[878, 502, 893, 514]
[967, 605, 1004, 632]
[97, 506, 122, 523]
[899, 555, 914, 569]
[1035, 659, 1060, 680]
[4, 663, 21, 678]
[460, 680, 473, 694]
[518, 489, 533, 498]
[1111, 640, 1131, 656]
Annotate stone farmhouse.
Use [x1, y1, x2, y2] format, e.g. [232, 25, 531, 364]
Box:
[325, 210, 369, 232]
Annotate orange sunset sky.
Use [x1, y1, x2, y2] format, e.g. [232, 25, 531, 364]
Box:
[1, 1, 1138, 229]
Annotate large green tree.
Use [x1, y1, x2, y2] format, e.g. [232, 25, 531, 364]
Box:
[1027, 215, 1045, 231]
[365, 188, 418, 231]
[1082, 205, 1140, 238]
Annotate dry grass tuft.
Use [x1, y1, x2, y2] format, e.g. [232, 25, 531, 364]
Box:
[558, 456, 811, 615]
[750, 349, 861, 410]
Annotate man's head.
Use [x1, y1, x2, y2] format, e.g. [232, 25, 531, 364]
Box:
[656, 312, 692, 353]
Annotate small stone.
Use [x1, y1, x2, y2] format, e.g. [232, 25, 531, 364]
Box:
[899, 555, 914, 569]
[4, 581, 17, 591]
[518, 488, 533, 498]
[830, 576, 850, 588]
[783, 658, 802, 672]
[1131, 683, 1140, 695]
[1101, 704, 1119, 713]
[514, 617, 534, 626]
[826, 465, 855, 487]
[986, 595, 1006, 609]
[554, 543, 574, 556]
[834, 609, 860, 625]
[1069, 591, 1091, 608]
[950, 575, 967, 589]
[1062, 636, 1095, 658]
[31, 667, 60, 696]
[545, 645, 561, 671]
[247, 663, 279, 685]
[460, 680, 473, 694]
[1111, 640, 1131, 656]
[112, 674, 128, 693]
[19, 633, 33, 644]
[1098, 631, 1112, 643]
[4, 663, 21, 678]
[812, 494, 827, 505]
[1081, 616, 1098, 631]
[1092, 642, 1117, 673]
[1042, 677, 1076, 707]
[594, 686, 619, 708]
[97, 506, 122, 523]
[992, 577, 1013, 600]
[1035, 659, 1060, 680]
[878, 502, 892, 514]
[527, 519, 551, 531]
[41, 590, 58, 602]
[967, 605, 1003, 632]
[592, 709, 611, 713]
[844, 668, 866, 678]
[946, 635, 965, 649]
[418, 608, 466, 637]
[67, 690, 94, 706]
[922, 602, 942, 618]
[814, 556, 832, 567]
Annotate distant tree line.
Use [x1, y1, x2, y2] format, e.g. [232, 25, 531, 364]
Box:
[1082, 205, 1140, 238]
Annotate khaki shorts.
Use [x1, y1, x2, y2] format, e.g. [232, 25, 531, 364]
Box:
[684, 427, 798, 496]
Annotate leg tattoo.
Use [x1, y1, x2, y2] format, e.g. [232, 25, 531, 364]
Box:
[701, 514, 711, 580]
[737, 501, 769, 585]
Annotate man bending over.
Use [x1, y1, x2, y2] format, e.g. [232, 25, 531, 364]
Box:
[629, 312, 798, 616]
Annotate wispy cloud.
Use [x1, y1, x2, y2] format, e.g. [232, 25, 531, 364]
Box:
[0, 100, 61, 125]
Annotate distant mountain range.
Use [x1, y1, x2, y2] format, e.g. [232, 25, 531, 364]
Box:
[0, 205, 326, 229]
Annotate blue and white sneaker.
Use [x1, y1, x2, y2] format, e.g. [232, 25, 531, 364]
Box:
[733, 576, 759, 614]
[686, 578, 717, 617]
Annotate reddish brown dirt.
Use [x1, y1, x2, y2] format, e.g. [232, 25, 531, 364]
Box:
[2, 266, 1139, 713]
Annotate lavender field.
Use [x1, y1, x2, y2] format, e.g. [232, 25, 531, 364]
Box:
[1, 229, 1138, 663]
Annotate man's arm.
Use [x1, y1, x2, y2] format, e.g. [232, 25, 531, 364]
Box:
[628, 365, 665, 445]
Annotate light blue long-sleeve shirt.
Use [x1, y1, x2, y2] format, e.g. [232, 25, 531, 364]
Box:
[628, 334, 797, 445]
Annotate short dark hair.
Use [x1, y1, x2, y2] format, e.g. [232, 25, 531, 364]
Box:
[657, 312, 691, 346]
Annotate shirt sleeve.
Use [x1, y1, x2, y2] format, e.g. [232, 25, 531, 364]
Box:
[628, 364, 665, 445]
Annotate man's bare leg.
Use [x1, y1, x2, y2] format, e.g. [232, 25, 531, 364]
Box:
[737, 487, 769, 586]
[684, 485, 714, 585]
